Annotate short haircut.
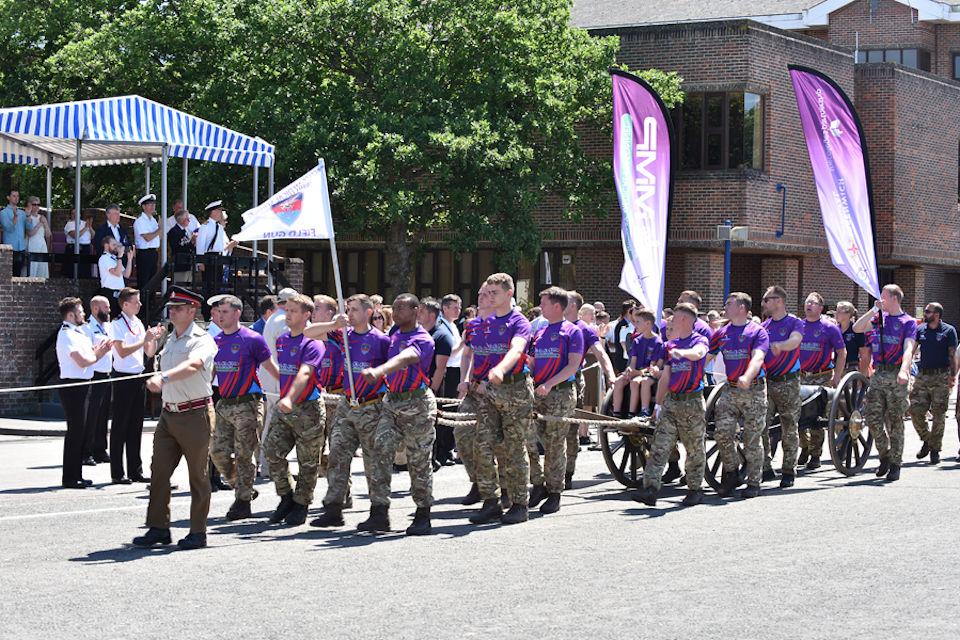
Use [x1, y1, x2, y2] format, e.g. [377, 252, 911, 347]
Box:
[441, 294, 461, 309]
[420, 296, 441, 318]
[105, 204, 120, 215]
[764, 285, 788, 302]
[728, 292, 752, 312]
[258, 295, 277, 316]
[216, 295, 243, 312]
[926, 302, 944, 317]
[118, 287, 139, 306]
[464, 306, 478, 317]
[635, 308, 656, 324]
[370, 294, 384, 305]
[7, 187, 18, 196]
[882, 283, 904, 302]
[539, 286, 568, 309]
[674, 302, 698, 321]
[346, 293, 374, 312]
[59, 296, 82, 319]
[175, 210, 189, 221]
[706, 310, 720, 321]
[312, 294, 337, 314]
[287, 293, 315, 315]
[679, 290, 702, 310]
[101, 235, 114, 248]
[662, 308, 674, 318]
[836, 300, 857, 316]
[805, 291, 824, 306]
[567, 290, 584, 309]
[394, 293, 420, 309]
[485, 272, 514, 292]
[528, 307, 541, 318]
[596, 311, 610, 322]
[621, 299, 637, 316]
[90, 295, 109, 308]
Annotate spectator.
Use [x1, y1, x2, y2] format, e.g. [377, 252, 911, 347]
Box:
[374, 306, 393, 334]
[167, 210, 195, 284]
[63, 210, 94, 278]
[439, 294, 463, 398]
[0, 188, 32, 276]
[92, 204, 131, 257]
[251, 295, 277, 335]
[460, 305, 477, 335]
[133, 194, 161, 288]
[593, 301, 606, 313]
[97, 237, 133, 317]
[529, 306, 549, 332]
[24, 197, 51, 278]
[163, 199, 200, 233]
[610, 300, 637, 373]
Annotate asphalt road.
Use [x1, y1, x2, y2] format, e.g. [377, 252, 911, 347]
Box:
[0, 418, 958, 639]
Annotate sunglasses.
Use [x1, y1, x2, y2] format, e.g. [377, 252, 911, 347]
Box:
[373, 315, 384, 321]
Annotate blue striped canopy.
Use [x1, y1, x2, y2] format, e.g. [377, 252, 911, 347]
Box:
[0, 95, 274, 168]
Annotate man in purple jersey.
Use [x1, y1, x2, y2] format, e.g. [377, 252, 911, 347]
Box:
[469, 273, 535, 525]
[708, 292, 769, 498]
[633, 303, 710, 507]
[563, 291, 615, 489]
[526, 287, 583, 514]
[853, 284, 918, 481]
[211, 295, 278, 520]
[360, 294, 437, 535]
[759, 285, 805, 484]
[312, 295, 348, 505]
[307, 293, 391, 529]
[261, 294, 325, 526]
[798, 292, 846, 469]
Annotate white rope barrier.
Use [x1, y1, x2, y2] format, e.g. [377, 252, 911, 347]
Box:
[0, 370, 156, 394]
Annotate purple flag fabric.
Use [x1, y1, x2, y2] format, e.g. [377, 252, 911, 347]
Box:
[789, 66, 881, 299]
[611, 70, 673, 321]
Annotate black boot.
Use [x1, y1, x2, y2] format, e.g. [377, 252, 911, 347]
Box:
[681, 489, 703, 506]
[501, 503, 529, 524]
[930, 450, 940, 464]
[500, 493, 512, 510]
[886, 464, 901, 481]
[717, 471, 738, 497]
[564, 472, 574, 491]
[741, 484, 760, 499]
[762, 467, 778, 482]
[469, 498, 503, 524]
[540, 493, 561, 514]
[460, 483, 481, 506]
[631, 486, 657, 506]
[917, 442, 930, 459]
[797, 448, 809, 466]
[310, 503, 344, 527]
[779, 472, 795, 488]
[284, 502, 308, 526]
[876, 457, 890, 477]
[405, 507, 431, 536]
[661, 460, 682, 484]
[529, 484, 548, 508]
[805, 456, 821, 470]
[226, 498, 252, 521]
[269, 493, 295, 523]
[357, 505, 390, 532]
[132, 527, 171, 547]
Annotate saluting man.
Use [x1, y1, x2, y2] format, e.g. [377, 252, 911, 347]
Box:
[909, 302, 956, 465]
[133, 287, 217, 550]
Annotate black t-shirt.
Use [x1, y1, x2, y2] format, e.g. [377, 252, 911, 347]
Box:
[613, 317, 632, 372]
[842, 324, 865, 365]
[428, 323, 454, 379]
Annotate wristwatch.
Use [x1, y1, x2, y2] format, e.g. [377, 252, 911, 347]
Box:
[161, 373, 170, 383]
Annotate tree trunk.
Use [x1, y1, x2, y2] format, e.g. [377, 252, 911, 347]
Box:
[383, 219, 415, 301]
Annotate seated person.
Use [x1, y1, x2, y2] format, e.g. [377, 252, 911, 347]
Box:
[611, 307, 665, 418]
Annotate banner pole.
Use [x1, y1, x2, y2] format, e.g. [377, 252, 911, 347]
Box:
[318, 160, 357, 406]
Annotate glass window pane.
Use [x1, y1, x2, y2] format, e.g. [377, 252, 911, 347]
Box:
[744, 93, 763, 170]
[885, 49, 901, 64]
[706, 133, 723, 168]
[954, 54, 960, 79]
[855, 51, 866, 63]
[459, 252, 473, 282]
[347, 251, 359, 283]
[867, 50, 883, 63]
[420, 250, 434, 284]
[706, 94, 724, 128]
[919, 50, 931, 72]
[681, 93, 702, 170]
[363, 250, 379, 294]
[437, 250, 452, 295]
[728, 93, 744, 169]
[901, 49, 917, 68]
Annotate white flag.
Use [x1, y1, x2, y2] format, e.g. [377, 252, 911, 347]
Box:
[233, 161, 334, 241]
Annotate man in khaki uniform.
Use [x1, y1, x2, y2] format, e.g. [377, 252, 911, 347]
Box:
[133, 286, 218, 550]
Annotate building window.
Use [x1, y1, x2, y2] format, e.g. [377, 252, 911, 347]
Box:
[856, 48, 931, 71]
[953, 53, 960, 80]
[675, 92, 764, 170]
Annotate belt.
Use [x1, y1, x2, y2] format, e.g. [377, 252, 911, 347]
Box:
[553, 379, 575, 390]
[767, 370, 800, 383]
[801, 368, 833, 377]
[350, 393, 384, 408]
[729, 377, 766, 387]
[387, 387, 427, 403]
[918, 367, 949, 375]
[499, 372, 529, 385]
[876, 363, 901, 373]
[668, 389, 703, 402]
[218, 392, 261, 406]
[163, 396, 212, 413]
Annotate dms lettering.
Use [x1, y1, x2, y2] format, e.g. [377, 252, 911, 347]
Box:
[633, 117, 658, 220]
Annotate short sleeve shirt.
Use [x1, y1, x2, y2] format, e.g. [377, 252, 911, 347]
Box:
[110, 313, 146, 374]
[528, 320, 584, 385]
[693, 317, 715, 341]
[83, 318, 113, 374]
[799, 318, 845, 373]
[761, 315, 804, 377]
[916, 321, 958, 370]
[57, 323, 95, 380]
[133, 213, 160, 249]
[328, 327, 391, 401]
[275, 331, 324, 403]
[665, 333, 710, 394]
[842, 324, 866, 366]
[709, 322, 770, 383]
[629, 333, 665, 369]
[98, 253, 125, 290]
[474, 309, 531, 380]
[316, 338, 344, 391]
[64, 220, 91, 245]
[385, 325, 435, 393]
[865, 312, 918, 366]
[214, 327, 272, 398]
[158, 322, 218, 403]
[428, 323, 454, 380]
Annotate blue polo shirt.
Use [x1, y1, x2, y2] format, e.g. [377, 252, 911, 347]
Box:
[0, 205, 33, 251]
[916, 321, 957, 370]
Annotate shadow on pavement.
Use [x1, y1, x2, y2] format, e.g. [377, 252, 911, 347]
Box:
[70, 544, 179, 564]
[0, 485, 73, 495]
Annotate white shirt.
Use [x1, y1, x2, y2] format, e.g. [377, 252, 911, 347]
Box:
[440, 317, 462, 368]
[110, 312, 146, 374]
[258, 309, 287, 395]
[57, 322, 95, 380]
[63, 220, 91, 245]
[196, 218, 228, 255]
[98, 252, 125, 290]
[106, 222, 123, 242]
[164, 213, 200, 234]
[83, 317, 113, 374]
[207, 323, 222, 386]
[133, 213, 160, 249]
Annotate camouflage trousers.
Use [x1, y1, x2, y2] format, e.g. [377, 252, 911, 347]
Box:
[797, 371, 834, 456]
[323, 399, 382, 507]
[715, 382, 767, 487]
[455, 392, 482, 483]
[565, 371, 587, 475]
[909, 371, 951, 452]
[763, 377, 800, 474]
[476, 377, 534, 505]
[528, 385, 576, 493]
[643, 394, 706, 491]
[370, 390, 438, 508]
[319, 393, 342, 476]
[262, 398, 325, 506]
[864, 369, 910, 465]
[211, 396, 264, 501]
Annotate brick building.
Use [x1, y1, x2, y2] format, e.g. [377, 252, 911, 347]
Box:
[287, 0, 959, 323]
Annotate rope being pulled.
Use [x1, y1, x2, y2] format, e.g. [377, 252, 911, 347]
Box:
[434, 407, 650, 430]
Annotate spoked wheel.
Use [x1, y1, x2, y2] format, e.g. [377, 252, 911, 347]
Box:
[703, 382, 747, 491]
[827, 371, 873, 475]
[599, 388, 650, 488]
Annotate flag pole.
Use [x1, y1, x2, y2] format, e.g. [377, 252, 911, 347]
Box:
[318, 159, 358, 406]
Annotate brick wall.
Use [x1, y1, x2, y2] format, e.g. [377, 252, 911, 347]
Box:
[921, 264, 960, 325]
[0, 245, 99, 416]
